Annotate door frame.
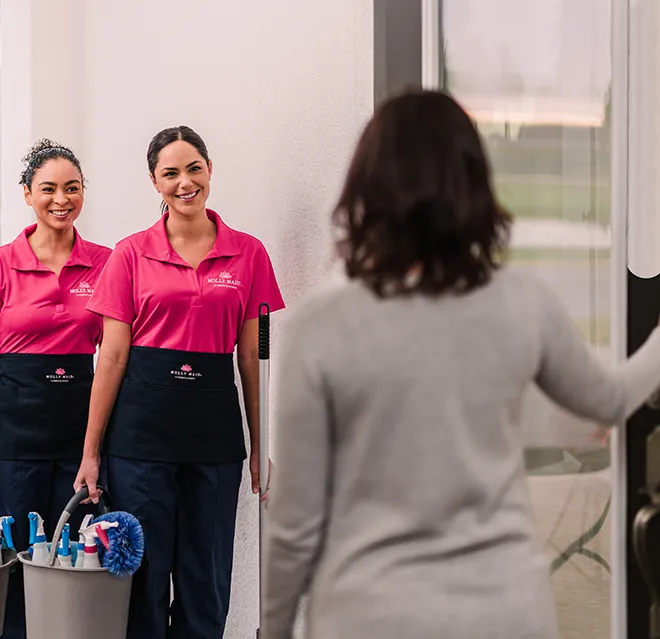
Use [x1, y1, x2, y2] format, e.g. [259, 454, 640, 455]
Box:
[610, 1, 629, 636]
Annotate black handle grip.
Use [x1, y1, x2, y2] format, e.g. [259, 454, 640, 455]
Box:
[259, 303, 270, 360]
[64, 485, 113, 516]
[633, 504, 660, 603]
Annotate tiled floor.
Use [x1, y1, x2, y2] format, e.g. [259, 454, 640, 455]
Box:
[528, 469, 611, 639]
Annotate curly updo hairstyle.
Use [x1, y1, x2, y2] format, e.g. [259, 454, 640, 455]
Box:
[19, 139, 84, 190]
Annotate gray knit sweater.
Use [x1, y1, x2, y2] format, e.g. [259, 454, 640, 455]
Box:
[264, 266, 660, 639]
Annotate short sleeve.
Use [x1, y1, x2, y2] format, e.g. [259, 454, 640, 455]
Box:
[0, 259, 5, 310]
[244, 242, 285, 320]
[86, 242, 137, 324]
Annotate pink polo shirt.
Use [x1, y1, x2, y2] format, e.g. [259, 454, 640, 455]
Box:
[87, 209, 285, 353]
[0, 225, 112, 354]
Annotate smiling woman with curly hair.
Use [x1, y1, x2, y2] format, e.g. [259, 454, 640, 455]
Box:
[263, 90, 660, 639]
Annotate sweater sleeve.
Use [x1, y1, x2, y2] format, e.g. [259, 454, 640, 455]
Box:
[534, 279, 660, 424]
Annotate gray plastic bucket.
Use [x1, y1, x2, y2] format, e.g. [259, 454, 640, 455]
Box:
[18, 552, 132, 639]
[0, 550, 18, 637]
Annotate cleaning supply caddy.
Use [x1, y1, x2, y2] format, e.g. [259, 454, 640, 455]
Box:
[17, 485, 143, 639]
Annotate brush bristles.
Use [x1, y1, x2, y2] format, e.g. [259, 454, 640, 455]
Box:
[93, 512, 144, 578]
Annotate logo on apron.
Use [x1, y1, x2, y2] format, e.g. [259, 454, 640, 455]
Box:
[207, 271, 241, 289]
[45, 368, 75, 383]
[170, 364, 202, 381]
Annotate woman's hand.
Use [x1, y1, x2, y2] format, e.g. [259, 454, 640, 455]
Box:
[591, 424, 610, 447]
[250, 450, 275, 505]
[74, 455, 101, 504]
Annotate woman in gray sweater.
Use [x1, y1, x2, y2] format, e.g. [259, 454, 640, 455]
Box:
[263, 90, 660, 639]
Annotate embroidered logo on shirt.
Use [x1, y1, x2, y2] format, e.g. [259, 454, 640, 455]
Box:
[69, 281, 94, 297]
[46, 368, 75, 383]
[207, 271, 241, 289]
[170, 364, 202, 381]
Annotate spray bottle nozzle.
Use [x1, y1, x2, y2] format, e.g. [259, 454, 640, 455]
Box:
[78, 514, 93, 543]
[28, 512, 45, 545]
[96, 523, 114, 550]
[0, 516, 15, 551]
[80, 521, 118, 550]
[80, 520, 118, 560]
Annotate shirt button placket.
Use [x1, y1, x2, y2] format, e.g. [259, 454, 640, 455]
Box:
[55, 276, 66, 314]
[191, 268, 203, 309]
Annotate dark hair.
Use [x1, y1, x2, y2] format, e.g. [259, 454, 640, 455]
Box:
[333, 89, 512, 298]
[147, 125, 210, 176]
[19, 139, 84, 190]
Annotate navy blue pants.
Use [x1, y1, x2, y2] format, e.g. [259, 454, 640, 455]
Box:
[107, 456, 243, 639]
[0, 459, 96, 639]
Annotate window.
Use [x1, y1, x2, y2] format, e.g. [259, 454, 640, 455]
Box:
[442, 1, 613, 635]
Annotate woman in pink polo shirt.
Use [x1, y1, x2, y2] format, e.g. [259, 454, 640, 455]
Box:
[74, 125, 285, 639]
[0, 139, 111, 639]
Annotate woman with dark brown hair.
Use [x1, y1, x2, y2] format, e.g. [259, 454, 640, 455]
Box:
[263, 90, 660, 639]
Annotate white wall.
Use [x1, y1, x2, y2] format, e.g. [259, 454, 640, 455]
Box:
[1, 1, 374, 636]
[0, 0, 32, 242]
[0, 0, 87, 243]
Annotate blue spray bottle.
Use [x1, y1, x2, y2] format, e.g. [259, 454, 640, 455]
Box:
[0, 516, 15, 564]
[28, 512, 48, 564]
[57, 523, 72, 567]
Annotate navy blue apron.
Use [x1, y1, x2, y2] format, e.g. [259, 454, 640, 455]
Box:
[105, 346, 246, 464]
[0, 354, 93, 460]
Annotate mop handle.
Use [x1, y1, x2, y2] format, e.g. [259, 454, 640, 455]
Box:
[259, 302, 271, 495]
[258, 302, 270, 638]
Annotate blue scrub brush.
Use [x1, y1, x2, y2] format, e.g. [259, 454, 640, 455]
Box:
[92, 511, 144, 578]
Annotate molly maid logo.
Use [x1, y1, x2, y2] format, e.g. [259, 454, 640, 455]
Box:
[46, 367, 74, 383]
[207, 270, 241, 289]
[170, 363, 202, 381]
[70, 281, 94, 297]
